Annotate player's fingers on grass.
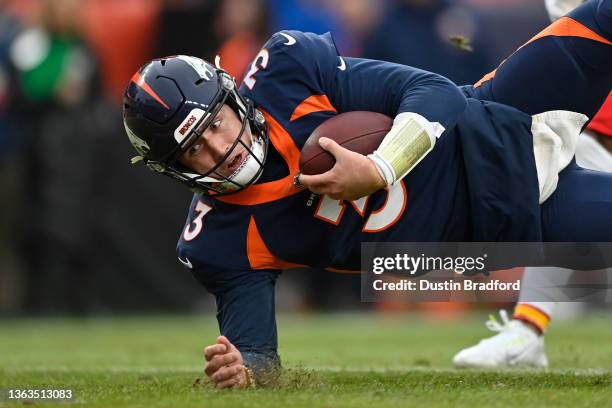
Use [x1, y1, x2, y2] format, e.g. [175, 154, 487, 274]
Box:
[204, 344, 227, 361]
[215, 377, 237, 389]
[210, 364, 243, 383]
[205, 353, 240, 375]
[217, 335, 232, 347]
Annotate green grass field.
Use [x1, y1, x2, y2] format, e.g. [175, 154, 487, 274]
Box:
[1, 313, 611, 407]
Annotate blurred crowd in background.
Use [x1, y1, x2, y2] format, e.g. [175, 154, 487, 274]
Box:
[0, 0, 552, 316]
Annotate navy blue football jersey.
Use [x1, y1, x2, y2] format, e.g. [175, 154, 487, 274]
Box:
[177, 30, 540, 275]
[175, 30, 541, 379]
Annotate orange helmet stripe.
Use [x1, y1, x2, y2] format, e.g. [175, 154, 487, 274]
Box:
[131, 71, 170, 109]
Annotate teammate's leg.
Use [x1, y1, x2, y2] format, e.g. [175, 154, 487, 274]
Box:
[455, 1, 612, 368]
[542, 162, 612, 241]
[513, 273, 556, 339]
[453, 129, 612, 368]
[472, 0, 612, 119]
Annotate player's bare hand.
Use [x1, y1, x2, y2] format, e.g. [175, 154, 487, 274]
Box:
[203, 335, 249, 389]
[298, 137, 386, 201]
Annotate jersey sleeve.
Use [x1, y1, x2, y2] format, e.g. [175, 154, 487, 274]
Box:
[332, 57, 467, 131]
[238, 30, 340, 121]
[191, 265, 282, 385]
[240, 30, 467, 131]
[176, 197, 281, 384]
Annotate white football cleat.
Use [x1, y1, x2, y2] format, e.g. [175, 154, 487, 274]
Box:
[453, 310, 549, 368]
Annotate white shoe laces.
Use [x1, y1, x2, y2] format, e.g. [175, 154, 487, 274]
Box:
[485, 309, 512, 333]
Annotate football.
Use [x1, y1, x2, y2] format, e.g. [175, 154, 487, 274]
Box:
[299, 111, 393, 175]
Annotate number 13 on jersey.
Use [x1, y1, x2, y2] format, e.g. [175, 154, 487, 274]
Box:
[314, 182, 407, 232]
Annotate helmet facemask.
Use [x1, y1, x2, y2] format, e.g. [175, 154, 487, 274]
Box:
[136, 70, 269, 197]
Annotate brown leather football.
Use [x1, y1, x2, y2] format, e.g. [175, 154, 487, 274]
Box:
[299, 111, 393, 175]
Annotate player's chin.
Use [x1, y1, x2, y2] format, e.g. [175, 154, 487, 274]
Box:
[208, 165, 236, 183]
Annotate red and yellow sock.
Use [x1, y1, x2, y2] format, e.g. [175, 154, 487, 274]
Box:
[513, 303, 551, 334]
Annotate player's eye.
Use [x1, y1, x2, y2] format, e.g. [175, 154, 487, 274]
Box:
[210, 119, 221, 130]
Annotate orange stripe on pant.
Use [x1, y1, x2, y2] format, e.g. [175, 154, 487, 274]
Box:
[475, 17, 612, 88]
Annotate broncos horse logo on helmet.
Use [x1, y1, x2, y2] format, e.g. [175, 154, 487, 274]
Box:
[123, 55, 269, 196]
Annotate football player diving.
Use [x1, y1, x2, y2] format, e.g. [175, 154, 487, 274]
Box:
[123, 0, 612, 388]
